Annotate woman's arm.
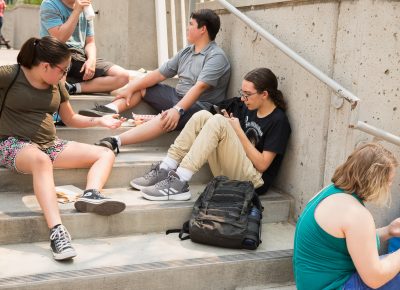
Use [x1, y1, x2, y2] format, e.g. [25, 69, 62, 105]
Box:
[345, 207, 400, 288]
[58, 101, 124, 129]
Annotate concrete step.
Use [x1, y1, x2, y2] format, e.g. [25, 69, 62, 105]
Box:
[0, 148, 213, 192]
[0, 187, 293, 245]
[0, 222, 294, 290]
[56, 126, 179, 147]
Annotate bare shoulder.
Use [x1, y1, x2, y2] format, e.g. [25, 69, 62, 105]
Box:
[332, 194, 374, 228]
[316, 193, 373, 237]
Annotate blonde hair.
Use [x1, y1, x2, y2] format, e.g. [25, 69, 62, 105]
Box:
[331, 143, 398, 206]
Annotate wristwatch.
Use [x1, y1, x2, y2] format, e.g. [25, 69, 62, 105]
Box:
[173, 105, 185, 116]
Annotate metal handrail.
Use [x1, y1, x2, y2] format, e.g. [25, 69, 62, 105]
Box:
[213, 0, 400, 146]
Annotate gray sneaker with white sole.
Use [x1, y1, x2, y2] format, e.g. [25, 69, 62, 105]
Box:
[141, 171, 191, 201]
[130, 162, 169, 190]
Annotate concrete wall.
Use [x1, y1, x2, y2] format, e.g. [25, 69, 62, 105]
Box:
[2, 4, 40, 49]
[199, 0, 400, 227]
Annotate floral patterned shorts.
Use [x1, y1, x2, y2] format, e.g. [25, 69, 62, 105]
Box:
[0, 136, 69, 173]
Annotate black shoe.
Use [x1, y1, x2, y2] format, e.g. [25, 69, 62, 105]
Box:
[74, 189, 126, 216]
[78, 104, 117, 117]
[95, 137, 120, 154]
[49, 224, 77, 261]
[65, 82, 77, 95]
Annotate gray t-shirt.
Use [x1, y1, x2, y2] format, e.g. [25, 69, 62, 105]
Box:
[0, 65, 69, 148]
[159, 41, 231, 104]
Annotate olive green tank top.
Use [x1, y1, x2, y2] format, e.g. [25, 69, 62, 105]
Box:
[293, 184, 380, 290]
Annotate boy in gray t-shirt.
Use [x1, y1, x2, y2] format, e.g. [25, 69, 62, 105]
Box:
[82, 9, 231, 153]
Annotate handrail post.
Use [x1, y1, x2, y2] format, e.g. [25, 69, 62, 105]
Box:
[170, 0, 178, 56]
[188, 0, 196, 17]
[181, 0, 188, 48]
[155, 0, 169, 67]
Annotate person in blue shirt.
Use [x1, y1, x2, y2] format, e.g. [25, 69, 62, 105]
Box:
[40, 0, 129, 95]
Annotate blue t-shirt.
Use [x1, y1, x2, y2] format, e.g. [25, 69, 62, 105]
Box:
[40, 0, 94, 50]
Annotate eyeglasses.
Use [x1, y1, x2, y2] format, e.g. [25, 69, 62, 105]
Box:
[53, 63, 71, 76]
[238, 89, 259, 101]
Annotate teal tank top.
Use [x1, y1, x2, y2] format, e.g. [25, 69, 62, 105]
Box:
[293, 184, 380, 290]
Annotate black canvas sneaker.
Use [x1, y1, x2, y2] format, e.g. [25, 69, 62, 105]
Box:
[49, 224, 77, 261]
[74, 189, 126, 216]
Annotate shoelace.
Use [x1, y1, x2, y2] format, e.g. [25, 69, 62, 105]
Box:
[94, 103, 105, 110]
[144, 163, 161, 180]
[155, 172, 177, 188]
[155, 173, 177, 200]
[84, 189, 108, 200]
[50, 225, 72, 251]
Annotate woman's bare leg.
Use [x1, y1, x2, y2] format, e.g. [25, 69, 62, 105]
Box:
[15, 146, 61, 228]
[53, 142, 115, 190]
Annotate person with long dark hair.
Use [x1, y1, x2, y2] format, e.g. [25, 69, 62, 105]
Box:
[130, 67, 291, 200]
[0, 36, 126, 261]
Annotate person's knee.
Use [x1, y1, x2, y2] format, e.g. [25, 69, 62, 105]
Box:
[190, 110, 213, 124]
[114, 68, 130, 87]
[120, 70, 130, 85]
[203, 114, 229, 136]
[208, 113, 227, 127]
[97, 147, 116, 163]
[32, 152, 53, 170]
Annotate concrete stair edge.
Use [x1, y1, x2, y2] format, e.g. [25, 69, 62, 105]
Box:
[0, 223, 295, 290]
[0, 187, 292, 244]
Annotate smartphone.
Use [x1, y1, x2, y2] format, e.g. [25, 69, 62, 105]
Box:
[213, 105, 223, 115]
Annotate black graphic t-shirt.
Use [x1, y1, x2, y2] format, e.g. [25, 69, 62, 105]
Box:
[241, 107, 291, 194]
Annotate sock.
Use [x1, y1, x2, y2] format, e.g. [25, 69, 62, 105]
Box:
[105, 103, 119, 113]
[176, 166, 194, 182]
[160, 156, 178, 171]
[65, 82, 76, 94]
[112, 135, 122, 147]
[75, 83, 82, 93]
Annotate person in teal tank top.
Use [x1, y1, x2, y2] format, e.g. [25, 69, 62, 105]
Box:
[293, 143, 399, 289]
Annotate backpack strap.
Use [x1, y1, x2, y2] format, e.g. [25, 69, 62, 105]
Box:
[53, 83, 63, 125]
[0, 64, 20, 119]
[252, 193, 264, 213]
[165, 221, 191, 241]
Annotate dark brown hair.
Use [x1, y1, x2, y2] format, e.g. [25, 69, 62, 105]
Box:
[17, 36, 70, 69]
[190, 9, 220, 41]
[244, 67, 287, 111]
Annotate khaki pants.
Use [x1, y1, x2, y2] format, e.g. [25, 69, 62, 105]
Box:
[167, 110, 264, 188]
